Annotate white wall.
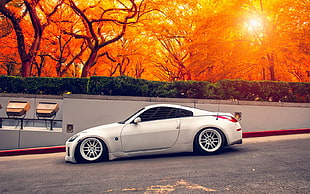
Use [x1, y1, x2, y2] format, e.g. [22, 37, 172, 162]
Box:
[0, 94, 309, 150]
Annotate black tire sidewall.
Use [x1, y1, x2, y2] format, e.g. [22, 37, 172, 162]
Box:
[75, 137, 108, 163]
[194, 128, 225, 154]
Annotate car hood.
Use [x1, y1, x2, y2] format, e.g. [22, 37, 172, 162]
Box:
[82, 122, 123, 134]
[83, 123, 124, 132]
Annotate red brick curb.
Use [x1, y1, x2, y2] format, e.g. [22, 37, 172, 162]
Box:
[1, 128, 309, 157]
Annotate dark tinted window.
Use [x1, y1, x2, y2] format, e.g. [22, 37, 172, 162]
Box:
[179, 109, 193, 117]
[139, 107, 178, 122]
[139, 108, 158, 122]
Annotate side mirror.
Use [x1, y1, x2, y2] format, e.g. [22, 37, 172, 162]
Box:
[133, 117, 141, 124]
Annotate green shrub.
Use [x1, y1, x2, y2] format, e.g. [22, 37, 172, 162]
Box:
[23, 77, 88, 95]
[255, 81, 292, 102]
[88, 76, 113, 95]
[60, 77, 88, 94]
[289, 82, 310, 103]
[0, 75, 309, 103]
[112, 76, 149, 96]
[0, 76, 25, 93]
[24, 77, 59, 94]
[146, 81, 174, 97]
[170, 81, 216, 99]
[216, 79, 257, 100]
[88, 76, 149, 96]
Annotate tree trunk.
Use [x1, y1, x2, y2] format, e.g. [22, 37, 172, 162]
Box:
[0, 2, 31, 77]
[262, 67, 266, 80]
[21, 60, 32, 77]
[269, 65, 275, 81]
[267, 52, 276, 81]
[81, 48, 99, 77]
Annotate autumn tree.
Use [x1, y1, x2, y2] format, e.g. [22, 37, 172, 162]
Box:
[64, 0, 147, 77]
[173, 0, 242, 82]
[0, 17, 20, 75]
[0, 0, 308, 82]
[138, 0, 198, 81]
[0, 53, 19, 75]
[232, 0, 310, 82]
[94, 30, 152, 79]
[0, 0, 64, 77]
[273, 0, 310, 82]
[40, 4, 88, 77]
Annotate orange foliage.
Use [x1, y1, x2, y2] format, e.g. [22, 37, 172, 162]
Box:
[0, 0, 309, 82]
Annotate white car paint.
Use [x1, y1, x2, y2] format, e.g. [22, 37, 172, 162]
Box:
[121, 119, 180, 152]
[65, 104, 242, 163]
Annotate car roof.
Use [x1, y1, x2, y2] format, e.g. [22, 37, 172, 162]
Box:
[145, 104, 190, 109]
[144, 104, 212, 115]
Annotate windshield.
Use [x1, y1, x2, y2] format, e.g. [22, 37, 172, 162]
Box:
[118, 108, 145, 124]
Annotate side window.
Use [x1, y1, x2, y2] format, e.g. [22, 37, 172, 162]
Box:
[156, 107, 178, 120]
[139, 107, 179, 122]
[179, 109, 193, 117]
[139, 108, 158, 122]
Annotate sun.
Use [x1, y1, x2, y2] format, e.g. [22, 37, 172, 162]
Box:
[244, 16, 264, 33]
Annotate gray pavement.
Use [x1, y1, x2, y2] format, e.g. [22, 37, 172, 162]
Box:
[0, 134, 309, 193]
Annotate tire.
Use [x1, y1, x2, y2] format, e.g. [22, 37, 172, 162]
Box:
[194, 128, 225, 154]
[75, 137, 108, 163]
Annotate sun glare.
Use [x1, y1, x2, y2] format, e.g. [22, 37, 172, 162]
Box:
[245, 17, 264, 33]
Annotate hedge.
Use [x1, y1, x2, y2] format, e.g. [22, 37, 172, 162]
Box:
[0, 76, 88, 95]
[216, 79, 310, 102]
[0, 75, 309, 103]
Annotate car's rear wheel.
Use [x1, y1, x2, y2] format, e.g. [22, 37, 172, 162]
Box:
[194, 128, 225, 154]
[76, 137, 107, 163]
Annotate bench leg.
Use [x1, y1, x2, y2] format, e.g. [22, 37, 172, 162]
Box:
[50, 120, 53, 130]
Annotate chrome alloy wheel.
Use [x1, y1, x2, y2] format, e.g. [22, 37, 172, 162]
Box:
[198, 129, 223, 152]
[79, 138, 104, 161]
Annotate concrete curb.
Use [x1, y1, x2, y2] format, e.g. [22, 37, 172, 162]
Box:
[1, 128, 309, 157]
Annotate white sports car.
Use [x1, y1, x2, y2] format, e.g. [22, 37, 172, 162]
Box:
[65, 104, 242, 163]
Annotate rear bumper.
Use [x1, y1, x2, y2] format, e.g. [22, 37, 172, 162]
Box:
[231, 139, 242, 145]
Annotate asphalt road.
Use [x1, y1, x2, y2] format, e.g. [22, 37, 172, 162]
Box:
[0, 134, 309, 194]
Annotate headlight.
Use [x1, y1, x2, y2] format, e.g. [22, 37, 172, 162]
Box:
[68, 134, 80, 142]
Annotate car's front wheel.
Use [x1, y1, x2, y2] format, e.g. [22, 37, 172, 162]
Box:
[194, 128, 225, 154]
[76, 137, 107, 163]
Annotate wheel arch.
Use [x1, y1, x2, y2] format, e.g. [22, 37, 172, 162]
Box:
[192, 126, 228, 151]
[74, 135, 110, 162]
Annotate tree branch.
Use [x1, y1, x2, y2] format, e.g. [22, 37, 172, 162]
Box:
[69, 0, 98, 43]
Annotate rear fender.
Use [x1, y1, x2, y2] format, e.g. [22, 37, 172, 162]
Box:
[193, 126, 228, 146]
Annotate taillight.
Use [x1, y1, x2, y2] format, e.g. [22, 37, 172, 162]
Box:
[213, 115, 239, 123]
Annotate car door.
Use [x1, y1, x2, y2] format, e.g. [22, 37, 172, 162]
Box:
[121, 107, 181, 152]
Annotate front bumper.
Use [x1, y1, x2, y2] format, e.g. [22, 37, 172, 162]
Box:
[65, 142, 77, 163]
